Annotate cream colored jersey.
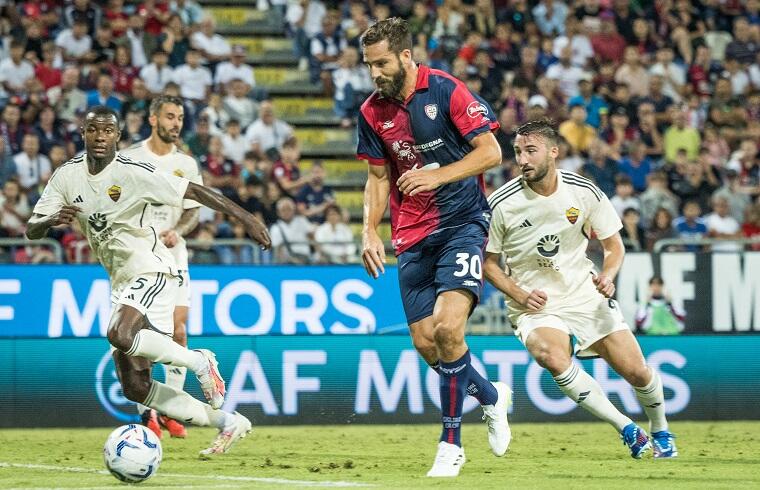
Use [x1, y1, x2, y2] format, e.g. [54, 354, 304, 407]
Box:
[121, 140, 203, 270]
[32, 152, 190, 295]
[486, 170, 622, 314]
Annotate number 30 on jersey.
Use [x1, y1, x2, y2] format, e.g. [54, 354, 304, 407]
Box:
[453, 253, 482, 279]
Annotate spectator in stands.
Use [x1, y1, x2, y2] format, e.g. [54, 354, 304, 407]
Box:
[190, 224, 220, 263]
[545, 45, 586, 99]
[33, 42, 62, 92]
[727, 139, 760, 189]
[615, 46, 649, 99]
[191, 16, 231, 66]
[559, 102, 596, 154]
[47, 67, 86, 124]
[245, 100, 294, 158]
[620, 207, 645, 252]
[200, 135, 240, 199]
[674, 200, 708, 251]
[55, 19, 92, 64]
[109, 45, 139, 95]
[0, 180, 31, 238]
[556, 135, 583, 173]
[672, 152, 720, 214]
[590, 10, 626, 64]
[285, 0, 327, 71]
[223, 79, 259, 129]
[185, 114, 211, 158]
[13, 133, 50, 196]
[742, 203, 760, 251]
[271, 137, 307, 196]
[296, 161, 334, 223]
[552, 16, 593, 69]
[215, 45, 255, 91]
[269, 196, 313, 264]
[136, 0, 170, 37]
[86, 73, 122, 113]
[34, 105, 66, 156]
[64, 0, 101, 34]
[664, 108, 701, 163]
[310, 11, 347, 88]
[172, 49, 212, 103]
[90, 21, 117, 64]
[171, 0, 204, 27]
[0, 104, 25, 157]
[104, 0, 129, 37]
[0, 139, 17, 188]
[332, 46, 372, 128]
[0, 40, 34, 96]
[567, 73, 606, 129]
[646, 207, 679, 252]
[643, 75, 675, 127]
[220, 119, 247, 164]
[701, 123, 731, 168]
[160, 13, 191, 68]
[606, 81, 635, 121]
[47, 145, 67, 172]
[635, 276, 685, 335]
[234, 176, 267, 221]
[119, 110, 150, 148]
[600, 106, 636, 159]
[140, 49, 174, 96]
[534, 77, 565, 120]
[649, 46, 685, 104]
[713, 169, 751, 225]
[725, 17, 759, 65]
[532, 0, 568, 37]
[200, 93, 229, 135]
[581, 139, 619, 197]
[618, 140, 652, 194]
[495, 106, 518, 162]
[706, 195, 743, 252]
[635, 101, 664, 163]
[610, 174, 640, 218]
[314, 204, 355, 264]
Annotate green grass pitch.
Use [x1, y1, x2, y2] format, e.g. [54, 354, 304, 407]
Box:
[1, 422, 759, 489]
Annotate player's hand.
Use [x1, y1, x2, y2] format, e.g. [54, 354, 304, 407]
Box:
[362, 231, 385, 279]
[49, 205, 81, 227]
[518, 288, 547, 311]
[160, 230, 179, 248]
[241, 214, 271, 249]
[593, 274, 615, 298]
[397, 166, 443, 196]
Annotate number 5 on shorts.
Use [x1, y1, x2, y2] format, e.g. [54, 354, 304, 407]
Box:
[454, 253, 482, 279]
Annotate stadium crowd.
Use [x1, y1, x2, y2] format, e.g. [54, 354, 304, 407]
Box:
[0, 0, 759, 264]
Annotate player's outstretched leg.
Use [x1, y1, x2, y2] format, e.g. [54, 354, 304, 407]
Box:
[107, 303, 226, 408]
[114, 351, 250, 458]
[159, 305, 191, 438]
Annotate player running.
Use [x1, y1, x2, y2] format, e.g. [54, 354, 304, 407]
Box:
[26, 106, 271, 457]
[358, 18, 510, 477]
[122, 95, 201, 439]
[484, 120, 677, 459]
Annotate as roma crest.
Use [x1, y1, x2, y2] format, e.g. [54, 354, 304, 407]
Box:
[107, 185, 122, 202]
[173, 169, 184, 177]
[424, 104, 438, 120]
[565, 207, 579, 224]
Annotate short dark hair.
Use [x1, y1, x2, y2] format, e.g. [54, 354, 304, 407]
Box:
[149, 95, 184, 116]
[360, 17, 412, 54]
[649, 276, 664, 285]
[86, 105, 120, 124]
[515, 119, 559, 147]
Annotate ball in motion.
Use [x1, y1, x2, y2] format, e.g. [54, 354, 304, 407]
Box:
[103, 424, 163, 483]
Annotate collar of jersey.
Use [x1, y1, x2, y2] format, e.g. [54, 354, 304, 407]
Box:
[377, 64, 430, 106]
[84, 153, 117, 180]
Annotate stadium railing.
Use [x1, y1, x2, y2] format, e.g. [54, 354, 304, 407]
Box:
[653, 237, 760, 253]
[0, 237, 65, 263]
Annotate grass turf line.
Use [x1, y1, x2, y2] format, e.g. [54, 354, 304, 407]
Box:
[0, 422, 759, 489]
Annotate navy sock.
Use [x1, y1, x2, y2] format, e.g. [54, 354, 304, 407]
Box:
[463, 351, 498, 406]
[438, 353, 468, 447]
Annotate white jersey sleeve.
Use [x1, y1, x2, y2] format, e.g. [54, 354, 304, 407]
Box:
[120, 156, 190, 208]
[486, 196, 507, 255]
[32, 167, 70, 216]
[181, 158, 203, 210]
[587, 192, 622, 240]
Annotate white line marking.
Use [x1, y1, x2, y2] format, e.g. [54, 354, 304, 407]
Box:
[7, 486, 241, 490]
[0, 462, 374, 488]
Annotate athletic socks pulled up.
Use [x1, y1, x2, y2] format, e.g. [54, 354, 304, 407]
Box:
[125, 329, 206, 372]
[429, 351, 498, 406]
[634, 368, 668, 433]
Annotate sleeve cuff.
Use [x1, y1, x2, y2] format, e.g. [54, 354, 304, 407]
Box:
[463, 121, 500, 141]
[357, 153, 386, 166]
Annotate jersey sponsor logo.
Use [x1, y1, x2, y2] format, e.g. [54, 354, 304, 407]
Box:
[107, 185, 122, 202]
[413, 138, 444, 153]
[381, 120, 395, 130]
[466, 101, 488, 119]
[537, 234, 560, 258]
[424, 103, 438, 120]
[391, 140, 417, 162]
[566, 207, 580, 224]
[88, 212, 108, 232]
[173, 169, 184, 177]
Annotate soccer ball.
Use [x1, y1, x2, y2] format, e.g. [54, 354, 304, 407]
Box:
[103, 424, 163, 483]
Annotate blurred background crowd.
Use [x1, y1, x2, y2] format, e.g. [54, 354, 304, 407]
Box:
[0, 0, 759, 264]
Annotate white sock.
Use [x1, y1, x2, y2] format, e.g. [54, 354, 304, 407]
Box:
[554, 364, 633, 432]
[164, 365, 187, 392]
[634, 368, 668, 433]
[143, 381, 230, 429]
[125, 330, 205, 372]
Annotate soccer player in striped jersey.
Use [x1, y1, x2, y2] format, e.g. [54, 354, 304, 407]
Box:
[27, 106, 271, 457]
[484, 120, 677, 459]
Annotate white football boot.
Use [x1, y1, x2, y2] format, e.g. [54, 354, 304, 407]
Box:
[199, 412, 252, 458]
[481, 381, 512, 456]
[194, 349, 226, 409]
[426, 441, 466, 477]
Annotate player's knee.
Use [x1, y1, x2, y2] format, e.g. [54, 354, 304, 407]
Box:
[432, 319, 464, 348]
[533, 347, 571, 375]
[107, 315, 144, 352]
[625, 364, 652, 388]
[121, 376, 152, 403]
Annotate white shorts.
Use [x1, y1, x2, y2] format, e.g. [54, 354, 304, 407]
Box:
[513, 294, 631, 358]
[176, 270, 190, 308]
[112, 272, 180, 336]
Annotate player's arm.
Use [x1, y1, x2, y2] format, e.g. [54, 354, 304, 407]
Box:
[184, 182, 271, 248]
[594, 232, 625, 298]
[161, 207, 200, 248]
[362, 163, 390, 279]
[484, 252, 547, 312]
[397, 131, 502, 196]
[26, 207, 81, 240]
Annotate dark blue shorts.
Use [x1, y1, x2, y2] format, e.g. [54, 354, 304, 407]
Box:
[397, 222, 487, 324]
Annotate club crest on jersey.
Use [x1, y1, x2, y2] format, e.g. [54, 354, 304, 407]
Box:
[565, 207, 580, 224]
[424, 104, 438, 120]
[107, 185, 121, 202]
[173, 169, 184, 177]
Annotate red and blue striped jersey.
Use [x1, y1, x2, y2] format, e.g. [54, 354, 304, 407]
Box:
[357, 64, 499, 255]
